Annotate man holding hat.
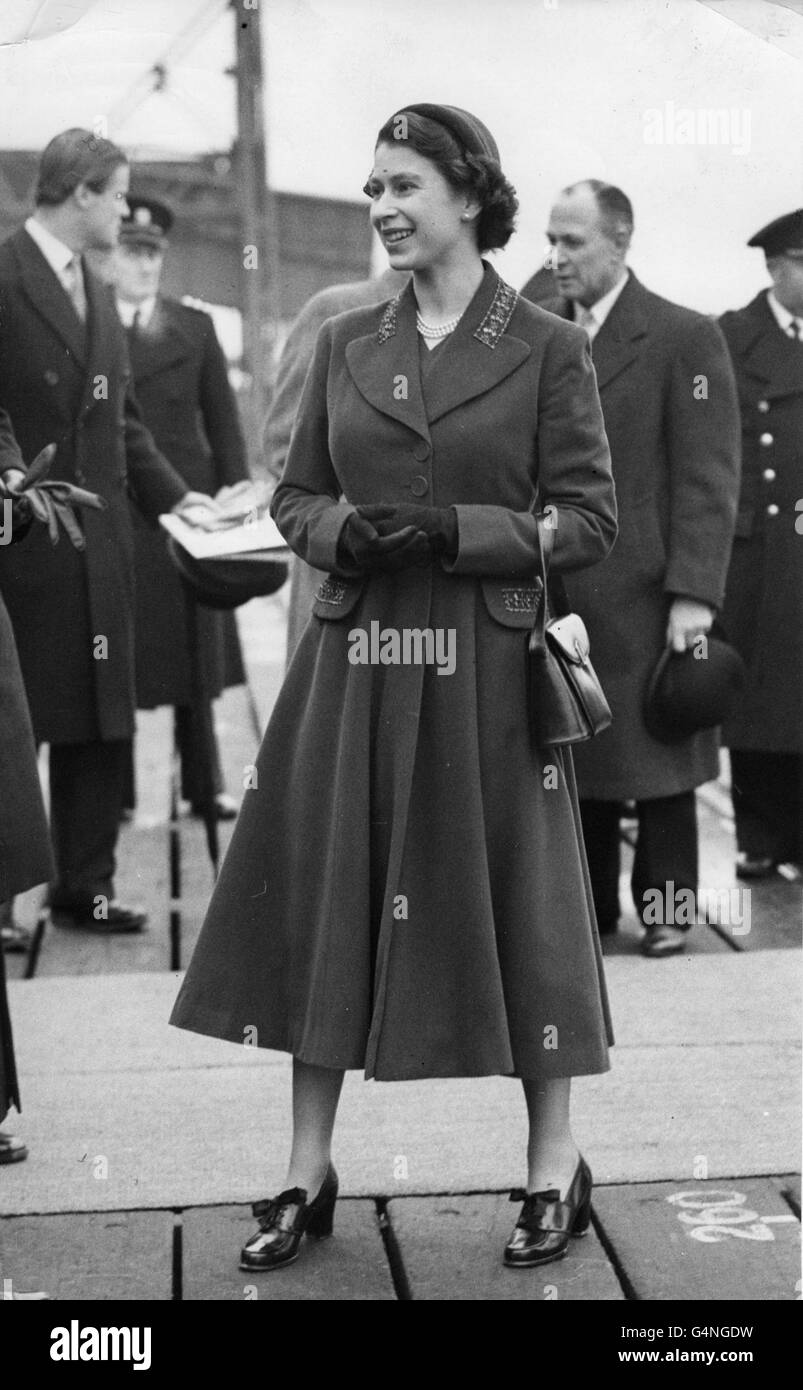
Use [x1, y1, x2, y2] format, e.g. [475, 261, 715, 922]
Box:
[109, 196, 249, 820]
[719, 210, 803, 879]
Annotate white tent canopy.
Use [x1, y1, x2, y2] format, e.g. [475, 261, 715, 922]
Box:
[1, 0, 801, 313]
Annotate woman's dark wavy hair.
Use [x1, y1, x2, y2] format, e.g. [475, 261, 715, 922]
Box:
[374, 111, 518, 254]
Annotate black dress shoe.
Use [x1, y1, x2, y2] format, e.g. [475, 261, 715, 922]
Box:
[240, 1163, 338, 1272]
[504, 1155, 592, 1268]
[2, 919, 33, 953]
[51, 899, 147, 933]
[0, 1131, 29, 1165]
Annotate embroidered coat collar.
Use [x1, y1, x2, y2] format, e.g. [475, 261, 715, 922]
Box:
[345, 261, 530, 441]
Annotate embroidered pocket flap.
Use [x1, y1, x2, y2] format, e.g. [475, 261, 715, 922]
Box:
[311, 575, 366, 620]
[481, 578, 544, 629]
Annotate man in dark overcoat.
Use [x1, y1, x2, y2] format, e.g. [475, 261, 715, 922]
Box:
[719, 210, 803, 876]
[0, 129, 218, 933]
[109, 197, 248, 818]
[524, 179, 741, 956]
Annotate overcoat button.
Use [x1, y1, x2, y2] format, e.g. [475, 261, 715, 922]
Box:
[410, 475, 429, 496]
[43, 369, 59, 386]
[412, 440, 431, 461]
[766, 504, 779, 516]
[759, 432, 773, 446]
[757, 400, 770, 413]
[75, 470, 86, 484]
[762, 468, 776, 482]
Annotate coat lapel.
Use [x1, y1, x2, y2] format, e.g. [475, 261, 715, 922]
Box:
[543, 272, 649, 392]
[128, 299, 194, 383]
[728, 292, 803, 401]
[14, 227, 87, 368]
[345, 263, 530, 438]
[80, 265, 119, 418]
[588, 274, 649, 391]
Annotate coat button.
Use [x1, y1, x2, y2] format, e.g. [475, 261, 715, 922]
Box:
[757, 400, 770, 413]
[759, 432, 773, 446]
[43, 369, 59, 386]
[762, 468, 776, 482]
[410, 475, 429, 496]
[75, 470, 86, 484]
[766, 504, 779, 516]
[412, 440, 431, 461]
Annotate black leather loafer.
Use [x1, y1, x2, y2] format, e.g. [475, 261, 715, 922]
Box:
[240, 1163, 339, 1271]
[51, 899, 147, 933]
[504, 1154, 592, 1268]
[0, 1131, 29, 1165]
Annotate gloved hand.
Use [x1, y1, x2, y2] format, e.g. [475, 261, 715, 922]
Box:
[337, 512, 432, 573]
[2, 443, 106, 550]
[357, 503, 458, 557]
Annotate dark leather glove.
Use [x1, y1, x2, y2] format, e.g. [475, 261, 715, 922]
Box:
[2, 444, 106, 551]
[336, 512, 431, 573]
[358, 503, 458, 558]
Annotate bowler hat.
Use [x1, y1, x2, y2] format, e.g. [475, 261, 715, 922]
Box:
[167, 539, 289, 610]
[643, 631, 746, 744]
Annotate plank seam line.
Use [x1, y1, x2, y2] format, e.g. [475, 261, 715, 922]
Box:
[374, 1198, 412, 1301]
[588, 1206, 639, 1302]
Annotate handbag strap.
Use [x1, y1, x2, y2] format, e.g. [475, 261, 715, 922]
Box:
[530, 514, 555, 656]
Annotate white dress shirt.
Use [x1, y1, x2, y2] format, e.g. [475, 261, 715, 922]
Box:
[116, 295, 157, 330]
[24, 215, 80, 292]
[573, 271, 630, 340]
[766, 290, 803, 341]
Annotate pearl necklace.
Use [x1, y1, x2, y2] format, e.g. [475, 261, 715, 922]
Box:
[416, 310, 462, 339]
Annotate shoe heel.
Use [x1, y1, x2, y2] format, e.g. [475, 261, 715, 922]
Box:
[305, 1167, 338, 1239]
[306, 1192, 336, 1238]
[572, 1189, 592, 1237]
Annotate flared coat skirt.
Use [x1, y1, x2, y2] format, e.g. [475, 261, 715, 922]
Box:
[170, 563, 613, 1080]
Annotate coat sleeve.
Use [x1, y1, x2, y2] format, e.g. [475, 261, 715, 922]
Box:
[123, 379, 188, 519]
[270, 319, 356, 568]
[198, 316, 249, 488]
[662, 313, 741, 607]
[446, 325, 618, 576]
[262, 297, 335, 483]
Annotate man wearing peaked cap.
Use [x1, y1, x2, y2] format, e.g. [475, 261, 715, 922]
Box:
[110, 194, 249, 821]
[719, 210, 803, 879]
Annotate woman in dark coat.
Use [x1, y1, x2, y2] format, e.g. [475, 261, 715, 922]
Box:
[171, 105, 617, 1271]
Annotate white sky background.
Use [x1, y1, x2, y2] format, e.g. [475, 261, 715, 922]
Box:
[0, 0, 801, 313]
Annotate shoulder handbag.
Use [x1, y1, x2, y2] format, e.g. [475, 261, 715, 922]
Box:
[527, 515, 612, 746]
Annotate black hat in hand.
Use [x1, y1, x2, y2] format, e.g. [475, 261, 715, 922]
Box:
[644, 630, 746, 744]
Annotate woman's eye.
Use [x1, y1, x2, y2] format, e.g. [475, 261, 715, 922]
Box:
[363, 181, 380, 198]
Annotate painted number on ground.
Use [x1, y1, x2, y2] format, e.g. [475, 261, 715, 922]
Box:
[667, 1189, 797, 1243]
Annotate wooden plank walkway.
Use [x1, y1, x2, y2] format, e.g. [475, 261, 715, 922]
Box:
[592, 1178, 800, 1301]
[386, 1193, 624, 1300]
[2, 1181, 798, 1300]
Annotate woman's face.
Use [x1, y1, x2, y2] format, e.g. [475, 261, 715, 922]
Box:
[366, 141, 478, 271]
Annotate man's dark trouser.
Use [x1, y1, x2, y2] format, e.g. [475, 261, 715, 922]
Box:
[48, 739, 130, 908]
[729, 749, 802, 864]
[122, 704, 223, 810]
[580, 792, 698, 931]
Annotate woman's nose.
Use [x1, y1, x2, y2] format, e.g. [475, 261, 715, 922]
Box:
[370, 190, 397, 225]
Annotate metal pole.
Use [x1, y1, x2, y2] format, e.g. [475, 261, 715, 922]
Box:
[232, 0, 281, 471]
